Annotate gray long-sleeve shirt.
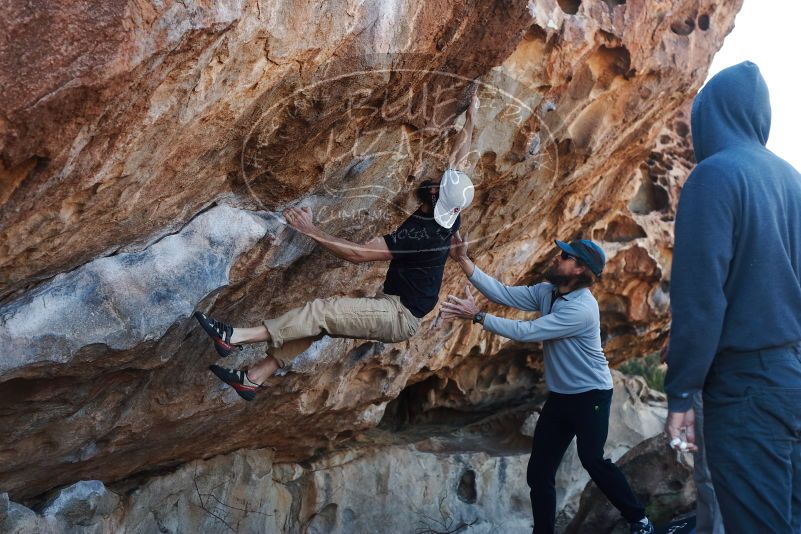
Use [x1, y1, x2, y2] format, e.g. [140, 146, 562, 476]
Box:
[468, 266, 613, 394]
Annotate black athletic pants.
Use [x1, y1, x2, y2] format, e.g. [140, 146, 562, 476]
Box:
[527, 388, 645, 533]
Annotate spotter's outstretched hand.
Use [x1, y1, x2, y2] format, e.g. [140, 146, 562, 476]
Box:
[440, 285, 480, 321]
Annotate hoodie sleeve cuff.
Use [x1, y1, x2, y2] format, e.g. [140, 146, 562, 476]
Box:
[667, 395, 694, 412]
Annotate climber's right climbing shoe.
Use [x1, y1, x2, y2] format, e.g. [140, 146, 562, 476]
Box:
[209, 365, 262, 401]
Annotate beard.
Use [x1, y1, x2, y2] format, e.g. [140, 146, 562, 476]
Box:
[544, 265, 575, 286]
[545, 265, 595, 288]
[415, 179, 439, 208]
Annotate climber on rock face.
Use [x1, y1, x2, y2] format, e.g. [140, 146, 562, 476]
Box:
[195, 93, 479, 401]
[440, 237, 655, 534]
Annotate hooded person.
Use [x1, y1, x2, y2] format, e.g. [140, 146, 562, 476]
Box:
[664, 61, 801, 532]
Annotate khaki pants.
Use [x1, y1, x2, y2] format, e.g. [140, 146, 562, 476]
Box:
[263, 293, 421, 367]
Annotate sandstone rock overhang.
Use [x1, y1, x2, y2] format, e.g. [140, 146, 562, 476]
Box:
[0, 0, 741, 500]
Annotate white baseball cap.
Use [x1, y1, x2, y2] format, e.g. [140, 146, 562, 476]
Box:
[434, 169, 474, 228]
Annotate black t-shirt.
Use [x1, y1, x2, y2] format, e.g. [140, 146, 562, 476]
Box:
[382, 209, 461, 318]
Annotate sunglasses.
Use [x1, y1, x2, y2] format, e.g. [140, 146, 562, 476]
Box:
[560, 250, 581, 263]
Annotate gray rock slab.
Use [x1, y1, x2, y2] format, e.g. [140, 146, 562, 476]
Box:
[0, 206, 271, 376]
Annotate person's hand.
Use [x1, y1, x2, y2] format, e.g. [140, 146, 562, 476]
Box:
[665, 409, 698, 453]
[284, 207, 317, 237]
[440, 285, 480, 321]
[449, 231, 469, 262]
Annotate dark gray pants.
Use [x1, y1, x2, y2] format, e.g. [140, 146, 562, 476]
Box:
[693, 392, 725, 534]
[703, 344, 801, 534]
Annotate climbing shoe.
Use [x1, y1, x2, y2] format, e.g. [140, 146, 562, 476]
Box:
[209, 365, 262, 401]
[194, 311, 242, 358]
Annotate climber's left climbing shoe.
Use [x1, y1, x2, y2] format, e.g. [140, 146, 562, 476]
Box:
[194, 311, 242, 358]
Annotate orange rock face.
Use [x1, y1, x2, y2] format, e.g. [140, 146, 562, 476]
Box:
[0, 0, 739, 500]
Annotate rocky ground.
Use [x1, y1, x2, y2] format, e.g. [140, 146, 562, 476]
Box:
[2, 372, 684, 533]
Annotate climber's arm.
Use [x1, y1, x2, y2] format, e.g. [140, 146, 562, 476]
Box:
[284, 207, 392, 263]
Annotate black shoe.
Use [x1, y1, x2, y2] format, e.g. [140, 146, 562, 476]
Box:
[194, 311, 242, 358]
[209, 365, 262, 401]
[630, 517, 654, 534]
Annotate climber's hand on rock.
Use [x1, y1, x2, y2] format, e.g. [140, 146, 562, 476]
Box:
[284, 207, 317, 237]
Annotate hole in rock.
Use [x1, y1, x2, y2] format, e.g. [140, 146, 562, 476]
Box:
[670, 18, 695, 36]
[674, 120, 690, 137]
[600, 310, 629, 344]
[596, 216, 647, 242]
[556, 0, 581, 15]
[629, 170, 669, 214]
[457, 469, 478, 504]
[556, 138, 573, 157]
[590, 45, 632, 79]
[609, 323, 637, 338]
[336, 430, 354, 441]
[668, 479, 685, 491]
[348, 341, 384, 363]
[525, 24, 547, 42]
[380, 376, 490, 430]
[585, 45, 633, 92]
[698, 14, 710, 31]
